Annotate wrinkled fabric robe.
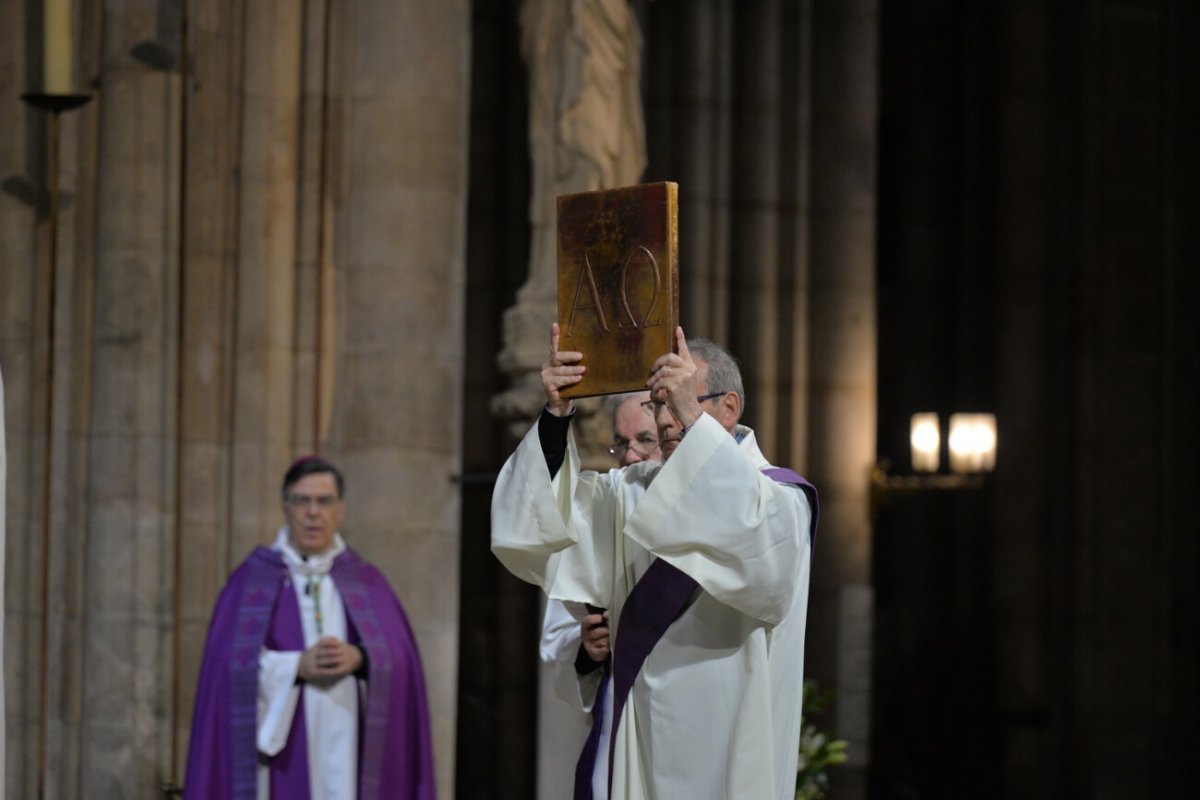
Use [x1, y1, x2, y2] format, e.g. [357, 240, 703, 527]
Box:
[541, 598, 612, 800]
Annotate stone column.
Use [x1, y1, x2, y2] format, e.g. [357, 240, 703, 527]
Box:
[674, 1, 734, 339]
[807, 0, 878, 795]
[173, 0, 265, 782]
[226, 0, 304, 557]
[1, 0, 100, 793]
[317, 3, 472, 796]
[0, 0, 40, 788]
[78, 4, 182, 790]
[729, 1, 785, 437]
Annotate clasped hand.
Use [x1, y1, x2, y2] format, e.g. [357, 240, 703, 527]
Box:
[298, 636, 362, 684]
[581, 611, 610, 663]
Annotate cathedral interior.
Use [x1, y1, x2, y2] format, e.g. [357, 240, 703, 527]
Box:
[1, 0, 1196, 798]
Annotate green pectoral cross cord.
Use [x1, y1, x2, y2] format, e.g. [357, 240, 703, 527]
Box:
[307, 574, 324, 637]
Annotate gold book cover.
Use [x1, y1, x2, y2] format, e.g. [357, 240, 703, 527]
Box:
[556, 181, 680, 398]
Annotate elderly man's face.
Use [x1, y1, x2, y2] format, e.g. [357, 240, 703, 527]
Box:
[612, 394, 661, 466]
[283, 472, 345, 556]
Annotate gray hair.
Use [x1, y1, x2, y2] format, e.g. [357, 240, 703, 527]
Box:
[602, 390, 649, 418]
[686, 338, 745, 420]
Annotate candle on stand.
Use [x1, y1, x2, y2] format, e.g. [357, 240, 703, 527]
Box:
[44, 0, 72, 94]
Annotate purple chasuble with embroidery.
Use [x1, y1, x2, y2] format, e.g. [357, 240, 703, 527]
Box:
[184, 546, 436, 800]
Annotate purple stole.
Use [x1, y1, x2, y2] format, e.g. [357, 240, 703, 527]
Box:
[228, 554, 288, 798]
[573, 467, 818, 800]
[573, 672, 609, 798]
[336, 556, 400, 800]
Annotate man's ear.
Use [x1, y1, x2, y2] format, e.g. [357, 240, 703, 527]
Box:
[717, 391, 740, 431]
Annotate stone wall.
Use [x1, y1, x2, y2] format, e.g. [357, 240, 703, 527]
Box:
[1, 1, 470, 796]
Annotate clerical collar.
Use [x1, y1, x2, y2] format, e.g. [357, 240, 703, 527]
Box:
[273, 527, 346, 576]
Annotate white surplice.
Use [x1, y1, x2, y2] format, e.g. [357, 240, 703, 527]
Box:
[540, 598, 613, 800]
[256, 528, 359, 800]
[493, 413, 813, 800]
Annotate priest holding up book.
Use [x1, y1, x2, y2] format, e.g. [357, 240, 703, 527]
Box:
[491, 323, 819, 800]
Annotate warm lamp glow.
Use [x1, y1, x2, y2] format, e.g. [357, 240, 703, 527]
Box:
[909, 413, 940, 472]
[948, 413, 997, 474]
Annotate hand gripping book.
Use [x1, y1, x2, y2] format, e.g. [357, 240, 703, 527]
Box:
[556, 181, 680, 398]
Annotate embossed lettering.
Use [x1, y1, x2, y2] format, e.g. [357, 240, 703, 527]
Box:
[618, 246, 662, 329]
[564, 253, 609, 336]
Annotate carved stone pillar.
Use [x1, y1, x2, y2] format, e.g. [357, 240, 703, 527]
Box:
[493, 0, 648, 432]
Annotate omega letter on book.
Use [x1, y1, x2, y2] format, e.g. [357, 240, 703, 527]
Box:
[557, 182, 680, 398]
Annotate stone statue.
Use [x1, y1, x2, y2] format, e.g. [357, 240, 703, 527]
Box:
[493, 0, 647, 432]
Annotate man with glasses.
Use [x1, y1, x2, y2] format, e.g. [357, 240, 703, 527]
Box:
[606, 390, 661, 466]
[186, 456, 436, 799]
[493, 324, 818, 800]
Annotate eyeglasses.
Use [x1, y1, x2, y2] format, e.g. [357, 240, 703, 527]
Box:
[608, 439, 658, 459]
[640, 391, 726, 417]
[285, 493, 340, 510]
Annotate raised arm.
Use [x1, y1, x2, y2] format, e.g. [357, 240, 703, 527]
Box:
[542, 321, 586, 416]
[492, 324, 618, 605]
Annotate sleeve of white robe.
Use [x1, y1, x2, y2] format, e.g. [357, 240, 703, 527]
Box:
[623, 413, 812, 626]
[540, 599, 586, 663]
[573, 665, 603, 713]
[257, 649, 302, 756]
[540, 599, 603, 711]
[491, 413, 809, 625]
[491, 420, 616, 607]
